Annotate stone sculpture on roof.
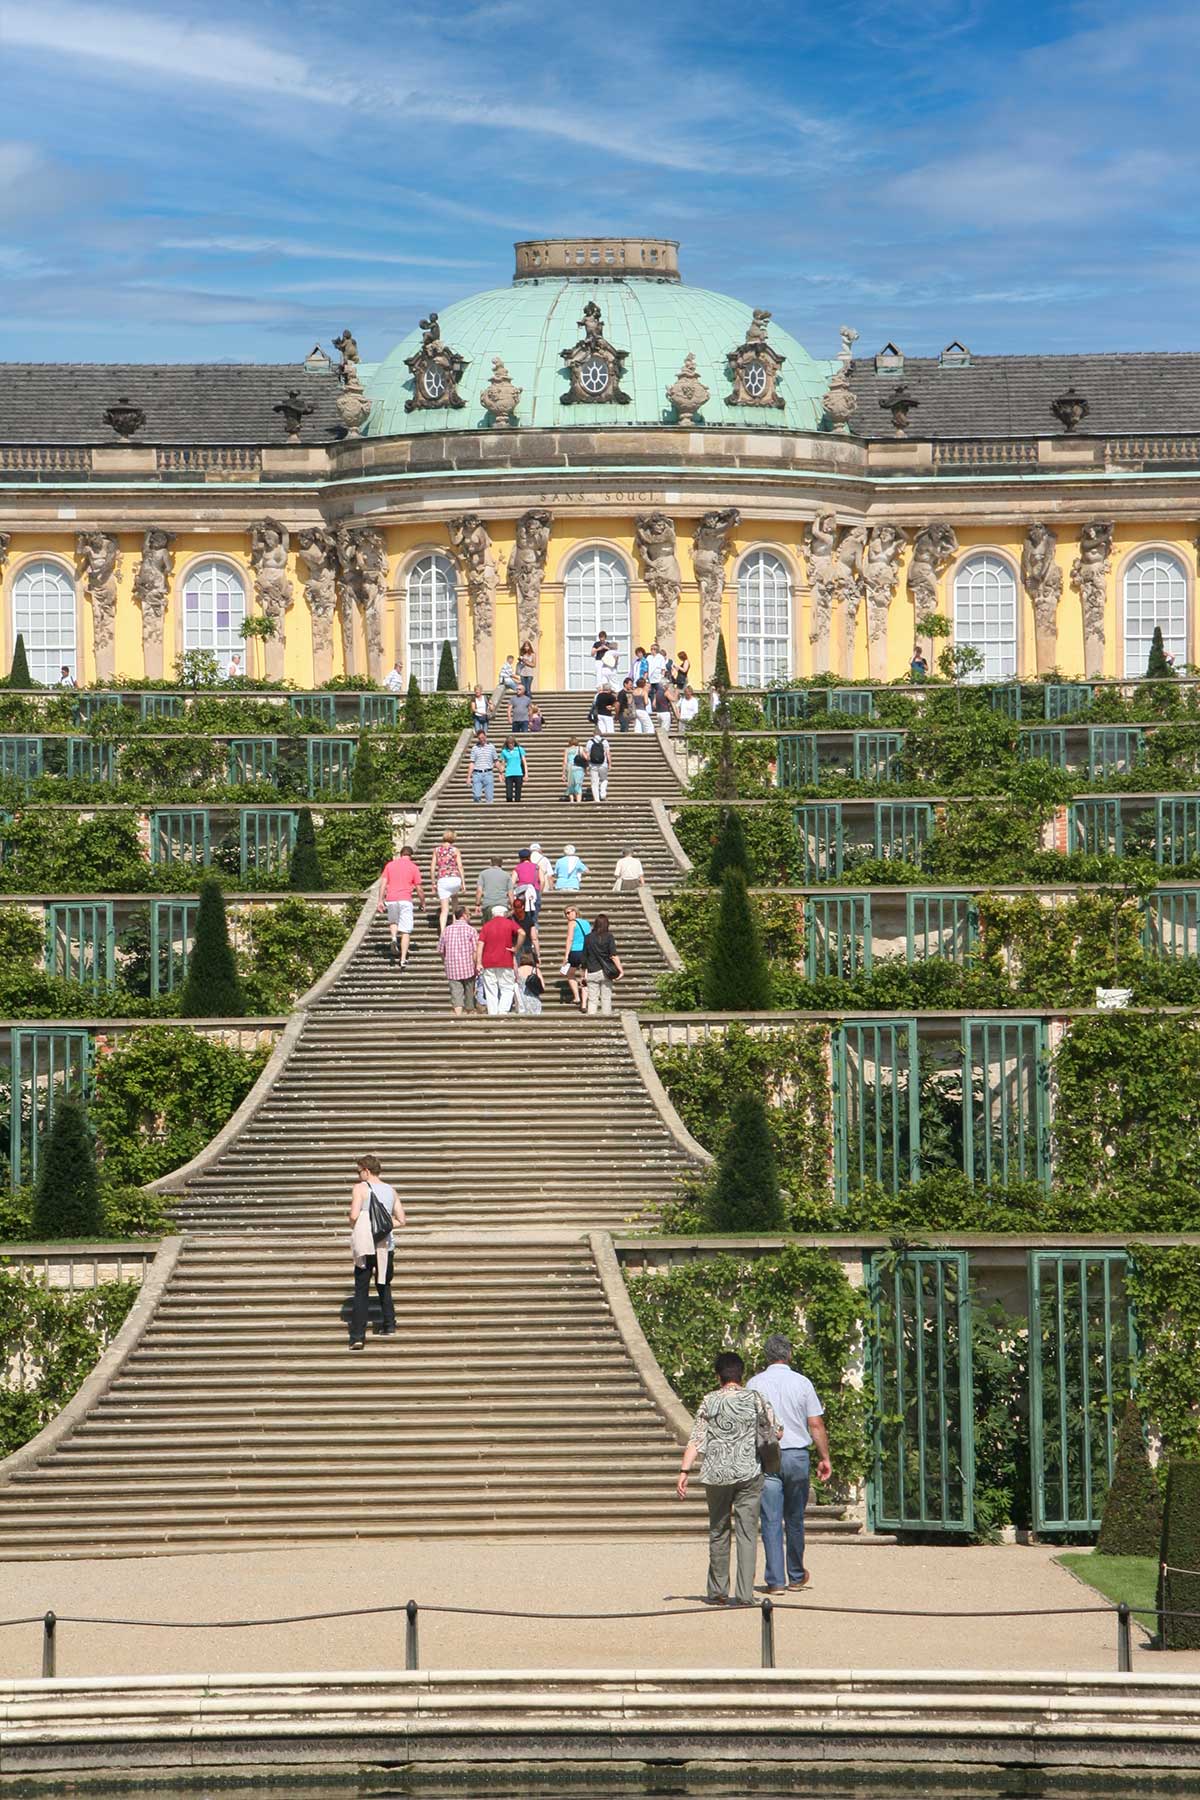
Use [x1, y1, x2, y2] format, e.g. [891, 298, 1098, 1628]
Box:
[274, 389, 314, 443]
[1022, 523, 1064, 673]
[1052, 386, 1090, 433]
[249, 520, 293, 682]
[559, 302, 631, 406]
[333, 328, 372, 437]
[297, 527, 338, 685]
[864, 525, 907, 682]
[693, 509, 741, 666]
[406, 311, 469, 413]
[881, 384, 919, 437]
[666, 353, 709, 425]
[906, 523, 958, 622]
[726, 310, 786, 409]
[103, 397, 146, 438]
[635, 513, 682, 654]
[509, 509, 552, 646]
[132, 529, 174, 680]
[1071, 520, 1113, 677]
[838, 325, 859, 365]
[820, 368, 858, 430]
[480, 359, 521, 427]
[447, 514, 498, 687]
[76, 531, 121, 681]
[804, 512, 839, 675]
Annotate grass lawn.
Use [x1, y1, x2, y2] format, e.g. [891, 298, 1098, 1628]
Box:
[1057, 1552, 1159, 1633]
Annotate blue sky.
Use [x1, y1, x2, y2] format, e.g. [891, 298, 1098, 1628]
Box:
[0, 0, 1193, 365]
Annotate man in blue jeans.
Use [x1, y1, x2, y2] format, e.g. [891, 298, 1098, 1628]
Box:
[747, 1334, 832, 1594]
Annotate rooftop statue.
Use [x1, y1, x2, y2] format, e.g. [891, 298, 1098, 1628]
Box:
[405, 308, 469, 412]
[560, 302, 631, 406]
[481, 358, 522, 427]
[726, 309, 786, 409]
[666, 352, 709, 425]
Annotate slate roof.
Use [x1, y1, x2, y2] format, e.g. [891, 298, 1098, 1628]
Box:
[845, 352, 1200, 441]
[0, 364, 343, 446]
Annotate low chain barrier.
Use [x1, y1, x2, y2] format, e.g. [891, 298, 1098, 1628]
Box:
[0, 1595, 1160, 1679]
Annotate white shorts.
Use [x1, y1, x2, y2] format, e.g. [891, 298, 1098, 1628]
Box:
[436, 875, 462, 901]
[386, 901, 414, 931]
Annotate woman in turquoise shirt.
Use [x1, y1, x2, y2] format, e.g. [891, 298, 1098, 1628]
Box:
[501, 736, 527, 803]
[560, 906, 592, 1011]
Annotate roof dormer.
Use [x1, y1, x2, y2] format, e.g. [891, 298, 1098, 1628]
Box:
[939, 340, 971, 368]
[874, 342, 904, 374]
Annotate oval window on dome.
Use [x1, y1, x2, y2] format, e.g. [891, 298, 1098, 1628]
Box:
[579, 357, 610, 396]
[422, 365, 447, 401]
[743, 361, 768, 400]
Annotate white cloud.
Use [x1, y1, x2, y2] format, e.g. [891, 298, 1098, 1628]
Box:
[161, 236, 489, 269]
[0, 1, 319, 94]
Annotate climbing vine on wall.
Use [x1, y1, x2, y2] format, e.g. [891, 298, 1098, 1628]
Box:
[1126, 1247, 1200, 1467]
[624, 1245, 867, 1493]
[0, 1268, 138, 1455]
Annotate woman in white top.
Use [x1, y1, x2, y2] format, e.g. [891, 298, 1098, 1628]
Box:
[430, 829, 466, 932]
[349, 1155, 405, 1350]
[613, 851, 645, 892]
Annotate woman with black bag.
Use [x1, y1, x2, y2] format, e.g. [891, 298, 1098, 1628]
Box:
[581, 911, 624, 1016]
[676, 1350, 781, 1606]
[348, 1155, 405, 1351]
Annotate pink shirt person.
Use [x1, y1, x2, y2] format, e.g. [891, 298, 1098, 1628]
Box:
[381, 854, 423, 902]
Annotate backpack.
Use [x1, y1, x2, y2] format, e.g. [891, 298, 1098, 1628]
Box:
[589, 738, 607, 766]
[364, 1180, 393, 1245]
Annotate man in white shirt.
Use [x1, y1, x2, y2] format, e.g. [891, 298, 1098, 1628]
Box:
[384, 660, 405, 693]
[646, 642, 668, 702]
[677, 685, 700, 730]
[528, 841, 554, 891]
[747, 1334, 832, 1594]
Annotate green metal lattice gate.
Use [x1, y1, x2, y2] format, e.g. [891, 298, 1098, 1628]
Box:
[1029, 1250, 1135, 1534]
[8, 1027, 91, 1187]
[868, 1249, 974, 1533]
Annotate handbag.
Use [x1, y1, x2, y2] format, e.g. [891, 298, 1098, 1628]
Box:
[753, 1392, 781, 1475]
[364, 1179, 393, 1245]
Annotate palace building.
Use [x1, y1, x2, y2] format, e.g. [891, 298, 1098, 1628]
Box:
[3, 233, 1200, 690]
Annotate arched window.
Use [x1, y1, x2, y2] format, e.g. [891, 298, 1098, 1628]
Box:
[11, 561, 77, 685]
[563, 547, 631, 689]
[181, 560, 247, 674]
[1124, 550, 1187, 676]
[952, 553, 1017, 683]
[406, 554, 458, 691]
[736, 550, 792, 686]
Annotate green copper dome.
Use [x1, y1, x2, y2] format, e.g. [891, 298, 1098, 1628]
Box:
[360, 245, 836, 438]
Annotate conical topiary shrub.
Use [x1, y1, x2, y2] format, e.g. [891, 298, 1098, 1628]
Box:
[701, 868, 772, 1011]
[712, 631, 732, 691]
[31, 1095, 102, 1238]
[288, 806, 323, 891]
[709, 807, 754, 884]
[180, 879, 246, 1017]
[1097, 1397, 1163, 1557]
[350, 736, 378, 802]
[404, 673, 426, 733]
[1146, 625, 1176, 680]
[712, 720, 739, 801]
[436, 640, 458, 691]
[707, 1093, 784, 1232]
[9, 633, 32, 689]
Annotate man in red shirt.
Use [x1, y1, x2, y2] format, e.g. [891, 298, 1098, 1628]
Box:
[378, 844, 424, 968]
[475, 904, 524, 1014]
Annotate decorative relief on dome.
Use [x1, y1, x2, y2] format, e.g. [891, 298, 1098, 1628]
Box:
[405, 313, 469, 413]
[666, 352, 709, 425]
[510, 509, 551, 646]
[559, 302, 631, 406]
[634, 512, 682, 653]
[692, 509, 740, 656]
[725, 310, 786, 410]
[480, 358, 522, 427]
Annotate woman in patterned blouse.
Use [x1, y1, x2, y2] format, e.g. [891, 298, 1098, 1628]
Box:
[677, 1350, 781, 1606]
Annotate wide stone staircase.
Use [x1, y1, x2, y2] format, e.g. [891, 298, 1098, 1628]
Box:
[0, 692, 860, 1555]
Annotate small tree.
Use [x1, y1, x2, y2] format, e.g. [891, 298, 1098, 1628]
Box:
[709, 807, 754, 884]
[436, 640, 458, 691]
[1146, 625, 1176, 681]
[712, 719, 739, 801]
[404, 673, 426, 733]
[31, 1095, 102, 1238]
[350, 736, 378, 802]
[9, 633, 32, 689]
[702, 868, 772, 1011]
[1097, 1398, 1163, 1557]
[712, 631, 732, 692]
[180, 879, 245, 1017]
[1159, 1461, 1200, 1650]
[288, 806, 323, 890]
[707, 1093, 784, 1232]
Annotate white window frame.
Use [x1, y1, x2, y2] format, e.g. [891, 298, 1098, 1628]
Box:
[563, 547, 631, 690]
[181, 560, 247, 674]
[1123, 549, 1188, 677]
[736, 549, 792, 686]
[11, 560, 77, 685]
[406, 554, 459, 692]
[952, 553, 1017, 683]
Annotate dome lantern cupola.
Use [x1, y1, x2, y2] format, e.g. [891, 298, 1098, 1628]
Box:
[514, 237, 680, 282]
